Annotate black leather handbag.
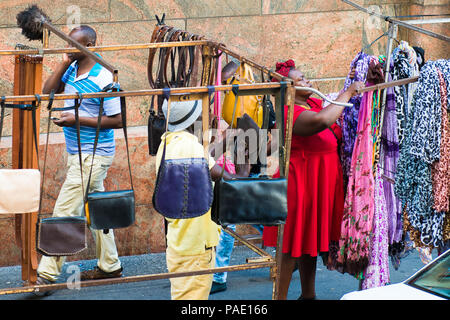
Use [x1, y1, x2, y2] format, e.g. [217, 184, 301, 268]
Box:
[148, 96, 166, 156]
[211, 176, 287, 226]
[84, 86, 135, 231]
[211, 83, 288, 226]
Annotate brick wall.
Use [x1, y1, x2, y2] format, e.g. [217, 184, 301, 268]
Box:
[0, 0, 448, 266]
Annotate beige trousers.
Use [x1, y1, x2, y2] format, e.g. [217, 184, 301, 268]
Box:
[37, 153, 121, 282]
[166, 246, 215, 300]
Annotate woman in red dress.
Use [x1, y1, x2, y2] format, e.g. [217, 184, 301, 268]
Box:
[263, 60, 364, 299]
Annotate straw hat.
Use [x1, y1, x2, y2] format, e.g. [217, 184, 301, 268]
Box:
[162, 98, 202, 132]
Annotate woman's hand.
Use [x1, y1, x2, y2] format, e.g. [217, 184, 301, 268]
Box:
[346, 81, 365, 97]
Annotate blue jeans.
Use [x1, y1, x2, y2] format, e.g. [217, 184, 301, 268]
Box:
[213, 224, 264, 284]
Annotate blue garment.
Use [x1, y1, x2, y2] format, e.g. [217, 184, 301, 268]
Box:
[61, 59, 121, 156]
[213, 224, 264, 284]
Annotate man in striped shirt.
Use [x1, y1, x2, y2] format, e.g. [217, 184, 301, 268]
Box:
[36, 25, 123, 288]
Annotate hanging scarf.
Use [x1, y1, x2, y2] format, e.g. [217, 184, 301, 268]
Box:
[395, 60, 449, 249]
[381, 71, 403, 244]
[336, 86, 375, 279]
[362, 165, 390, 289]
[431, 68, 449, 213]
[391, 49, 409, 148]
[340, 52, 372, 189]
[407, 61, 443, 164]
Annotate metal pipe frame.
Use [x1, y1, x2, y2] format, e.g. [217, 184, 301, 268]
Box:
[342, 0, 450, 42]
[0, 40, 210, 56]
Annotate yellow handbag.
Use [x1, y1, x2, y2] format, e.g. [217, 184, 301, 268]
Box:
[222, 63, 263, 128]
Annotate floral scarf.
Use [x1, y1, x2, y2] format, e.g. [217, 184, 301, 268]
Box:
[340, 52, 372, 189]
[362, 166, 390, 289]
[336, 87, 375, 279]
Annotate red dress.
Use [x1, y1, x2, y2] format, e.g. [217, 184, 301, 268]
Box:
[263, 98, 344, 257]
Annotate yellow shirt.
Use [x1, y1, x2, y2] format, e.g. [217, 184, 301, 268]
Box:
[155, 130, 220, 256]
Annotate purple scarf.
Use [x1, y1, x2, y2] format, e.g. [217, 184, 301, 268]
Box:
[381, 71, 403, 244]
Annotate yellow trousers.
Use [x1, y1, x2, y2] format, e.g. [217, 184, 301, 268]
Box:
[166, 246, 215, 300]
[37, 153, 121, 282]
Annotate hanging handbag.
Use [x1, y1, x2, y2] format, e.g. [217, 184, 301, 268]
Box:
[0, 97, 41, 214]
[36, 93, 88, 256]
[148, 97, 167, 156]
[84, 85, 135, 231]
[222, 62, 264, 128]
[37, 216, 87, 256]
[152, 95, 213, 219]
[211, 84, 288, 226]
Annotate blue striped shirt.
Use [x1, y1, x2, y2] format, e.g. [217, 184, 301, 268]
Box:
[61, 59, 121, 156]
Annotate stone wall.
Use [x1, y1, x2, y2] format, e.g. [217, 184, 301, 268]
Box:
[0, 0, 448, 266]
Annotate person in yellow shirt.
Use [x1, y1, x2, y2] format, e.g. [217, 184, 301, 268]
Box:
[155, 98, 249, 300]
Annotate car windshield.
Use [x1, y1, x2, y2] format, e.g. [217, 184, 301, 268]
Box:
[406, 249, 450, 299]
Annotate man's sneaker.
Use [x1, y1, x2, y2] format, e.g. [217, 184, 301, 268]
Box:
[33, 276, 55, 297]
[210, 281, 227, 294]
[80, 266, 123, 281]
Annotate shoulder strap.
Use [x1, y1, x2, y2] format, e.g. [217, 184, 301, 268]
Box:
[147, 25, 172, 89]
[0, 97, 5, 145]
[38, 91, 85, 219]
[84, 85, 133, 202]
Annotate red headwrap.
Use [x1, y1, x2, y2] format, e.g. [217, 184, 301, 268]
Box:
[272, 59, 296, 82]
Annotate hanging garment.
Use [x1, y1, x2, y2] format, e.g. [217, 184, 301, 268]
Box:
[340, 52, 372, 189]
[361, 166, 390, 289]
[398, 41, 419, 109]
[381, 71, 403, 244]
[431, 69, 449, 214]
[407, 62, 444, 164]
[335, 87, 375, 279]
[395, 60, 449, 249]
[391, 41, 419, 148]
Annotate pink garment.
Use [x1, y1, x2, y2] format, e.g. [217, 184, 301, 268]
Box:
[362, 166, 390, 289]
[216, 153, 235, 174]
[214, 52, 223, 129]
[336, 89, 375, 279]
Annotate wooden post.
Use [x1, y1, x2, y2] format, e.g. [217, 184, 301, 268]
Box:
[12, 54, 42, 286]
[271, 85, 295, 300]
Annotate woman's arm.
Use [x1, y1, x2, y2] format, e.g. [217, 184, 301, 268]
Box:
[292, 81, 364, 137]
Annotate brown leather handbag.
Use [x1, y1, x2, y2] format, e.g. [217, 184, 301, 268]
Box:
[36, 93, 88, 256]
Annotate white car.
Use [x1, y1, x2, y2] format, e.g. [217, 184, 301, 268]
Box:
[341, 249, 449, 300]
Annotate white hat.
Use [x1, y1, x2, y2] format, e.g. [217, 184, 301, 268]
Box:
[162, 98, 202, 132]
